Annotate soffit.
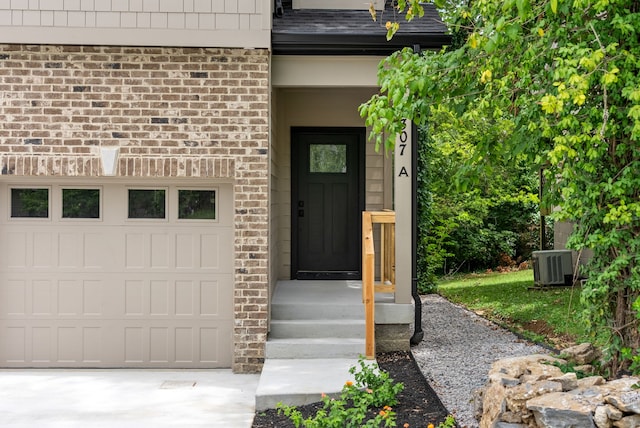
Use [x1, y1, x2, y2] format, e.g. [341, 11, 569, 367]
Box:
[272, 55, 383, 87]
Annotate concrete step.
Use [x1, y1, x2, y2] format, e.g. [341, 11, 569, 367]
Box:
[268, 319, 365, 339]
[271, 301, 364, 320]
[255, 358, 377, 411]
[265, 338, 365, 359]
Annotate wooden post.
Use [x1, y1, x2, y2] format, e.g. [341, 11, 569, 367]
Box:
[364, 249, 375, 359]
[362, 211, 376, 359]
[380, 222, 386, 284]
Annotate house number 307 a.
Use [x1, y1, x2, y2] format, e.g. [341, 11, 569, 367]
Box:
[396, 119, 411, 178]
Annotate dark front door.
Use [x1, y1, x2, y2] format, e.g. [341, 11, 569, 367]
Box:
[291, 127, 365, 280]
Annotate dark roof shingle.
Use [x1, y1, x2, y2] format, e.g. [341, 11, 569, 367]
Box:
[272, 2, 450, 55]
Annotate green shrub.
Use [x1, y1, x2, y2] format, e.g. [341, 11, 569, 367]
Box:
[276, 357, 403, 428]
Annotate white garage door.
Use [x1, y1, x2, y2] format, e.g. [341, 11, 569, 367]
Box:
[0, 181, 234, 368]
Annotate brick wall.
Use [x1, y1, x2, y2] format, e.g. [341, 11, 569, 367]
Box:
[0, 44, 270, 373]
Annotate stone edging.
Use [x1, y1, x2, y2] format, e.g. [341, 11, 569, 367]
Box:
[476, 343, 640, 428]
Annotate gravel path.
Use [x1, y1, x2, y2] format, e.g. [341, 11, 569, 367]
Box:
[412, 294, 551, 428]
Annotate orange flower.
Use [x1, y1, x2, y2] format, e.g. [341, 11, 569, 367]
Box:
[383, 405, 392, 411]
[428, 424, 435, 428]
[403, 424, 410, 428]
[345, 380, 353, 387]
[379, 410, 387, 417]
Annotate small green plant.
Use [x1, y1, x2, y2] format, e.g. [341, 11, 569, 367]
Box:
[277, 356, 404, 428]
[348, 357, 403, 407]
[418, 415, 457, 428]
[620, 347, 640, 375]
[545, 360, 589, 379]
[437, 415, 457, 428]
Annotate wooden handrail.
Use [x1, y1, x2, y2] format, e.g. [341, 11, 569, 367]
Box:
[362, 210, 396, 360]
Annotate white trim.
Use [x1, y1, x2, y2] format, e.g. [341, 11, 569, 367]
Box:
[0, 27, 271, 48]
[7, 186, 51, 222]
[125, 187, 169, 222]
[174, 187, 219, 223]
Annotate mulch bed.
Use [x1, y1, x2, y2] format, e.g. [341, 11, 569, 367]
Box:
[252, 351, 452, 428]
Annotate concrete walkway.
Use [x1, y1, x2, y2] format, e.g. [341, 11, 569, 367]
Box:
[0, 369, 259, 427]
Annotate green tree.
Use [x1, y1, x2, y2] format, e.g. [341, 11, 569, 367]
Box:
[416, 123, 453, 292]
[361, 0, 640, 374]
[417, 107, 541, 292]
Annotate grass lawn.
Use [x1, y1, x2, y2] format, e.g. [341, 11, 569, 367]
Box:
[437, 269, 588, 349]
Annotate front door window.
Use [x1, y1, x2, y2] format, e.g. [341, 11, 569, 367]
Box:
[309, 144, 347, 173]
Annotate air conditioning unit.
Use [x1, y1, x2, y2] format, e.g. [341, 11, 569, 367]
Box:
[532, 250, 573, 286]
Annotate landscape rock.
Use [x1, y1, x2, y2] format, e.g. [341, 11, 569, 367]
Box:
[501, 410, 523, 424]
[613, 414, 640, 428]
[604, 404, 624, 420]
[507, 380, 563, 412]
[478, 348, 640, 428]
[479, 379, 508, 428]
[549, 372, 579, 391]
[605, 390, 640, 414]
[579, 376, 606, 388]
[603, 377, 640, 393]
[561, 343, 600, 365]
[494, 423, 527, 428]
[594, 405, 613, 428]
[526, 391, 598, 428]
[575, 364, 595, 375]
[488, 354, 565, 380]
[501, 376, 522, 387]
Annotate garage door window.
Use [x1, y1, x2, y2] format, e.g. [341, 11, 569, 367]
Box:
[11, 188, 49, 218]
[178, 190, 216, 220]
[128, 189, 166, 219]
[62, 189, 100, 219]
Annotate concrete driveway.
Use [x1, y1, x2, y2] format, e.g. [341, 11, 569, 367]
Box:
[0, 370, 259, 427]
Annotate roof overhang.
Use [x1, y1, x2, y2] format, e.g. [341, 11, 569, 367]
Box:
[271, 2, 452, 56]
